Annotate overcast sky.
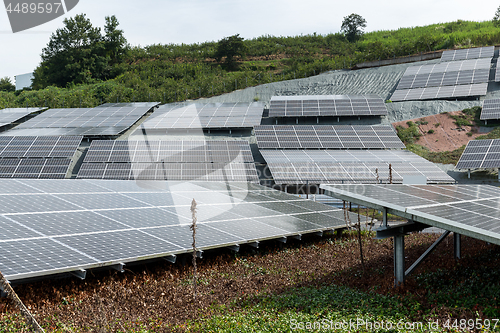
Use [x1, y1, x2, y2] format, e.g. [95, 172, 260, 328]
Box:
[1, 0, 498, 83]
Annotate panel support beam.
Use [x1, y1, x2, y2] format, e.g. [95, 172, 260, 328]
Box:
[394, 234, 405, 285]
[227, 245, 240, 252]
[404, 230, 451, 279]
[289, 234, 301, 240]
[70, 269, 86, 280]
[163, 255, 176, 264]
[276, 236, 287, 243]
[247, 241, 259, 248]
[110, 263, 125, 273]
[454, 233, 461, 259]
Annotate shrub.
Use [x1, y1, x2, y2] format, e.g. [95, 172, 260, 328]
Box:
[427, 129, 434, 134]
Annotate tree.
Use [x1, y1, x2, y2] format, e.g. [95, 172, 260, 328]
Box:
[214, 34, 246, 68]
[341, 13, 367, 42]
[32, 14, 127, 89]
[0, 77, 15, 92]
[104, 15, 128, 65]
[494, 5, 500, 26]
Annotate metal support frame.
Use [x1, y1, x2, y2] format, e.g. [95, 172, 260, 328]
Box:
[404, 230, 450, 280]
[163, 255, 176, 263]
[248, 241, 259, 248]
[70, 269, 86, 280]
[454, 233, 461, 259]
[276, 236, 287, 243]
[110, 263, 125, 273]
[227, 245, 240, 252]
[393, 234, 405, 285]
[289, 234, 301, 240]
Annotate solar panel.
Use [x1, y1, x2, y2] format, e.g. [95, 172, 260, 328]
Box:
[254, 125, 404, 149]
[391, 83, 488, 102]
[0, 108, 46, 128]
[396, 69, 489, 90]
[440, 46, 494, 62]
[138, 102, 264, 129]
[392, 57, 491, 101]
[261, 150, 455, 184]
[481, 99, 500, 120]
[0, 179, 351, 282]
[496, 58, 500, 82]
[455, 139, 500, 169]
[96, 102, 160, 108]
[3, 106, 154, 137]
[320, 183, 500, 246]
[0, 136, 81, 178]
[268, 95, 387, 118]
[77, 140, 259, 182]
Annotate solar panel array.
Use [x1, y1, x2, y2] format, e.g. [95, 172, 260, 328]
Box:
[139, 102, 264, 129]
[480, 99, 500, 120]
[396, 69, 489, 90]
[268, 95, 388, 117]
[391, 58, 491, 101]
[496, 58, 500, 82]
[97, 102, 160, 108]
[261, 150, 455, 184]
[254, 125, 405, 149]
[391, 83, 488, 102]
[0, 136, 82, 178]
[3, 105, 154, 137]
[320, 183, 500, 246]
[0, 108, 45, 128]
[456, 139, 500, 169]
[440, 46, 494, 62]
[77, 140, 259, 182]
[0, 179, 351, 282]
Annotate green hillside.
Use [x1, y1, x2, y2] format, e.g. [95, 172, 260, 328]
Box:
[1, 19, 500, 108]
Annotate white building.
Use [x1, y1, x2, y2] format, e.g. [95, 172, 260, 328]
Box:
[14, 73, 33, 90]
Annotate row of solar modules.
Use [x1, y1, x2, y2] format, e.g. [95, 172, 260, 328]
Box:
[0, 136, 82, 178]
[456, 139, 500, 169]
[260, 150, 454, 184]
[0, 180, 352, 282]
[268, 95, 388, 117]
[83, 140, 254, 163]
[320, 183, 500, 249]
[138, 102, 264, 130]
[440, 46, 494, 62]
[0, 135, 82, 158]
[77, 162, 259, 182]
[0, 159, 71, 179]
[481, 99, 500, 120]
[391, 52, 492, 102]
[391, 83, 488, 102]
[0, 108, 46, 128]
[404, 58, 491, 76]
[254, 125, 405, 149]
[396, 69, 489, 90]
[1, 104, 158, 137]
[77, 140, 259, 182]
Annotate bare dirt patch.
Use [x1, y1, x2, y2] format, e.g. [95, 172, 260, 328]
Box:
[392, 111, 482, 152]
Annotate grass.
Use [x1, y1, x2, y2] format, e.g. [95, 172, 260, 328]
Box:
[2, 20, 500, 108]
[407, 143, 466, 165]
[186, 285, 428, 332]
